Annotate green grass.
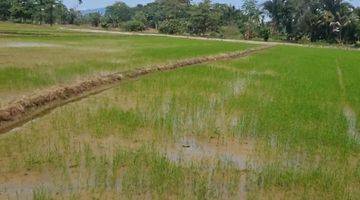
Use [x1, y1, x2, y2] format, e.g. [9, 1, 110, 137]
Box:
[0, 23, 359, 199]
[0, 22, 255, 106]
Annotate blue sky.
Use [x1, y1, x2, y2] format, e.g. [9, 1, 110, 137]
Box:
[63, 0, 360, 10]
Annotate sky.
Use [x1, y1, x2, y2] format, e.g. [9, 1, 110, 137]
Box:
[63, 0, 360, 10]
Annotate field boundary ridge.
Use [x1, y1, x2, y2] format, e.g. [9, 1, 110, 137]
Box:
[0, 45, 274, 134]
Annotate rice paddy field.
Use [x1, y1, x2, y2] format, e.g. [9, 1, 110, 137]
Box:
[0, 22, 254, 107]
[0, 22, 360, 199]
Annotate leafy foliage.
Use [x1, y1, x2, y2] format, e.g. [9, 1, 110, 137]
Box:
[104, 2, 132, 28]
[260, 27, 271, 41]
[125, 20, 146, 32]
[188, 0, 221, 35]
[0, 0, 359, 44]
[263, 0, 360, 43]
[159, 19, 187, 34]
[84, 12, 101, 27]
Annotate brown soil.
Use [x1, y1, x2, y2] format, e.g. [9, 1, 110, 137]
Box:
[0, 45, 274, 134]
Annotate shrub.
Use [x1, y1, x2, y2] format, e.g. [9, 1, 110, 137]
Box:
[298, 36, 311, 44]
[355, 41, 360, 48]
[100, 16, 110, 29]
[85, 12, 101, 27]
[159, 19, 187, 35]
[259, 27, 270, 41]
[219, 25, 242, 39]
[125, 20, 145, 32]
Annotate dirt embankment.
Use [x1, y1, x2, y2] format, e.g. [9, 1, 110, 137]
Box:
[0, 45, 273, 134]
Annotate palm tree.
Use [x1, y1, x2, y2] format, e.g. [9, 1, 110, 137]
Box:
[322, 0, 354, 43]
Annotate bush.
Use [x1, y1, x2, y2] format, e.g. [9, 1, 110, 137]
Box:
[100, 16, 110, 29]
[125, 20, 145, 32]
[159, 19, 187, 35]
[259, 27, 270, 41]
[355, 41, 360, 48]
[298, 36, 311, 44]
[219, 26, 242, 39]
[85, 12, 101, 27]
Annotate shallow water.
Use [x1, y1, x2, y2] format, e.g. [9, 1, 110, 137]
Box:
[163, 136, 253, 170]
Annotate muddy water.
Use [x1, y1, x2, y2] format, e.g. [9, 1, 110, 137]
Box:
[0, 170, 55, 200]
[162, 136, 252, 199]
[0, 135, 253, 199]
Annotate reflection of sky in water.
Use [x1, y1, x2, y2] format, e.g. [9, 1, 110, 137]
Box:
[163, 137, 249, 170]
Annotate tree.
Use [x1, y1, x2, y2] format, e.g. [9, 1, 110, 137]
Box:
[125, 20, 145, 31]
[1, 0, 359, 44]
[143, 2, 164, 29]
[43, 0, 59, 26]
[67, 9, 82, 25]
[10, 0, 33, 22]
[159, 19, 187, 34]
[85, 12, 101, 27]
[259, 26, 270, 41]
[156, 0, 190, 19]
[0, 0, 11, 21]
[104, 2, 132, 27]
[213, 3, 240, 26]
[188, 0, 220, 35]
[54, 3, 69, 24]
[241, 0, 261, 39]
[263, 0, 294, 36]
[263, 0, 359, 43]
[338, 3, 359, 43]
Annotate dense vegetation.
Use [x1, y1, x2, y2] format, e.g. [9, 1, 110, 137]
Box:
[0, 0, 359, 43]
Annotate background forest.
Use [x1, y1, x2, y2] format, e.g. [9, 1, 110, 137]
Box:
[1, 0, 360, 44]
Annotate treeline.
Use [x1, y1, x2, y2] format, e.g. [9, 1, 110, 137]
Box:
[1, 0, 360, 44]
[0, 0, 82, 25]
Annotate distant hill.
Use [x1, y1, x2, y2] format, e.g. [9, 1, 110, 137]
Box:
[81, 8, 106, 15]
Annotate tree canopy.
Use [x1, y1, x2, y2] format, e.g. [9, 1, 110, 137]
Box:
[0, 0, 359, 44]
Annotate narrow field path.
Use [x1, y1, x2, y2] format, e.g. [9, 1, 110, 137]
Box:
[336, 65, 359, 141]
[0, 45, 274, 134]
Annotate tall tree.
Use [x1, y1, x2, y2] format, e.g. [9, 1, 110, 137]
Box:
[0, 0, 11, 21]
[104, 2, 132, 27]
[188, 0, 220, 35]
[241, 0, 261, 39]
[10, 0, 33, 22]
[156, 0, 190, 19]
[67, 8, 82, 25]
[143, 2, 165, 29]
[263, 0, 294, 35]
